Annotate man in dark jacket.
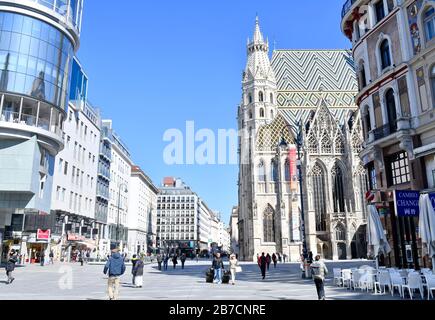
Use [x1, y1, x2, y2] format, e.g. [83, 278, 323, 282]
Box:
[172, 255, 178, 269]
[259, 253, 267, 280]
[103, 249, 126, 300]
[266, 254, 271, 270]
[212, 253, 224, 284]
[5, 250, 18, 284]
[180, 254, 187, 269]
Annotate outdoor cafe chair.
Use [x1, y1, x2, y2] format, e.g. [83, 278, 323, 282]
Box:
[425, 275, 435, 300]
[333, 268, 343, 286]
[402, 273, 424, 300]
[360, 270, 376, 292]
[349, 269, 364, 290]
[342, 269, 352, 289]
[374, 271, 391, 294]
[390, 273, 405, 297]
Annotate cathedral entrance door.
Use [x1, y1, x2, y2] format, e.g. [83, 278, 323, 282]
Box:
[337, 243, 347, 260]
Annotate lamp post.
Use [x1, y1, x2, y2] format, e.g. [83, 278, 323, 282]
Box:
[295, 121, 309, 265]
[116, 183, 128, 250]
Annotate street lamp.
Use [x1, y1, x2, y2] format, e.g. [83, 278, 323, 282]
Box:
[295, 121, 309, 262]
[116, 183, 128, 249]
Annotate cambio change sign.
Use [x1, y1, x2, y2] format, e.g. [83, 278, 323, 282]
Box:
[394, 190, 420, 217]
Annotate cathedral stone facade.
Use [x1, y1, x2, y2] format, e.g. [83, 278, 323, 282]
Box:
[237, 18, 369, 262]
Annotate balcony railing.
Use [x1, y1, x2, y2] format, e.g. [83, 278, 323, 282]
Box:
[372, 123, 397, 141]
[342, 0, 358, 18]
[0, 110, 62, 137]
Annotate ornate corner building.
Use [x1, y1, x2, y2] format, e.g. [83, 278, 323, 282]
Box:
[237, 18, 369, 262]
[341, 0, 435, 268]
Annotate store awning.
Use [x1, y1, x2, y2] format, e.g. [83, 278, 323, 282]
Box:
[414, 143, 435, 159]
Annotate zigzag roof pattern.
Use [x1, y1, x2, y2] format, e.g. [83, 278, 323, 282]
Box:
[271, 50, 358, 92]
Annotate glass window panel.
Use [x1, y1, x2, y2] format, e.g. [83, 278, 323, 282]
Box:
[3, 13, 13, 32]
[38, 41, 47, 59]
[9, 32, 21, 53]
[17, 55, 28, 74]
[21, 16, 32, 36]
[29, 37, 39, 58]
[12, 14, 23, 34]
[0, 32, 11, 51]
[14, 72, 25, 93]
[31, 19, 42, 38]
[6, 72, 15, 91]
[19, 35, 31, 55]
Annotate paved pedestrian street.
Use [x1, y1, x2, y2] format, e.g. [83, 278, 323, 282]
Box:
[0, 260, 406, 300]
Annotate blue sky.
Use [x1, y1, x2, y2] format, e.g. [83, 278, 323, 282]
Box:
[77, 0, 351, 225]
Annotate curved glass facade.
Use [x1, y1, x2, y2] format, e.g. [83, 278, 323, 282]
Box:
[0, 11, 74, 111]
[17, 0, 83, 33]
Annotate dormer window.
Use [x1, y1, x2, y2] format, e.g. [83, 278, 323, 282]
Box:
[424, 7, 435, 42]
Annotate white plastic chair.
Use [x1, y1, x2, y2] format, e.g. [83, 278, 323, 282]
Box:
[426, 276, 435, 300]
[375, 271, 391, 294]
[390, 273, 404, 297]
[342, 269, 352, 288]
[402, 273, 424, 299]
[350, 269, 364, 290]
[360, 270, 376, 292]
[333, 268, 343, 286]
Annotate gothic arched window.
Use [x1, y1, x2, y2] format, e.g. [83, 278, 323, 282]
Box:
[259, 91, 264, 102]
[271, 159, 278, 182]
[258, 160, 266, 182]
[270, 93, 274, 104]
[270, 110, 274, 118]
[311, 163, 327, 232]
[424, 6, 435, 42]
[332, 163, 345, 213]
[335, 135, 345, 154]
[263, 205, 275, 243]
[260, 108, 265, 118]
[249, 94, 253, 104]
[321, 134, 332, 154]
[284, 159, 291, 181]
[336, 224, 346, 241]
[308, 134, 319, 154]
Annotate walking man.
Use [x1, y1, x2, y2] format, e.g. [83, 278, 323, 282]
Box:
[131, 254, 139, 284]
[212, 253, 224, 284]
[266, 254, 271, 271]
[163, 254, 169, 271]
[180, 254, 187, 269]
[40, 250, 45, 266]
[310, 255, 328, 300]
[259, 253, 267, 280]
[272, 253, 277, 268]
[49, 250, 54, 265]
[103, 248, 126, 300]
[5, 250, 18, 284]
[157, 253, 163, 270]
[172, 255, 178, 269]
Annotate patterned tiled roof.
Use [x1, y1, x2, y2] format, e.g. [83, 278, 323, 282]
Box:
[270, 50, 358, 129]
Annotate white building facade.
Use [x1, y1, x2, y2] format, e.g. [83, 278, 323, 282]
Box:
[156, 178, 216, 256]
[105, 120, 132, 253]
[127, 165, 158, 256]
[51, 93, 100, 260]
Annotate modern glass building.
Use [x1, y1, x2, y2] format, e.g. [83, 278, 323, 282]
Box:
[0, 0, 83, 262]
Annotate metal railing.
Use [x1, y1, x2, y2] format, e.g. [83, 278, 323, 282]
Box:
[372, 123, 397, 141]
[342, 0, 358, 18]
[1, 110, 62, 138]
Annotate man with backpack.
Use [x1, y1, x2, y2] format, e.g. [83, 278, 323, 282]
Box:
[103, 247, 126, 300]
[310, 255, 329, 300]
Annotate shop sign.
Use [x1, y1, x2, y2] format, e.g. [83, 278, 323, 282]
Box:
[37, 229, 51, 241]
[394, 190, 420, 217]
[429, 193, 435, 210]
[67, 234, 85, 241]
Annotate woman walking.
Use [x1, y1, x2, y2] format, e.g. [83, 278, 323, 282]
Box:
[132, 257, 145, 288]
[5, 250, 18, 284]
[229, 254, 239, 285]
